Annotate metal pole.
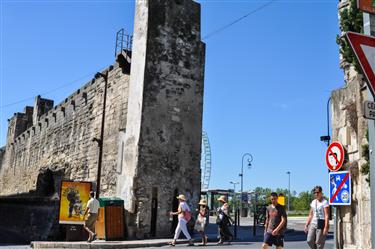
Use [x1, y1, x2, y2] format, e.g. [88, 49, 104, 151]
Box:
[363, 12, 375, 249]
[94, 71, 109, 198]
[253, 193, 257, 236]
[234, 209, 237, 239]
[240, 153, 253, 223]
[326, 97, 331, 146]
[286, 171, 290, 213]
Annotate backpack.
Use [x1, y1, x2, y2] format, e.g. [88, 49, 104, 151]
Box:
[184, 210, 191, 222]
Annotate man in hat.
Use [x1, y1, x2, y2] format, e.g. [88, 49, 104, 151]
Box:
[169, 194, 194, 246]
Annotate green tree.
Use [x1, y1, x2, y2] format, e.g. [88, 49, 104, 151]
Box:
[336, 0, 363, 72]
[292, 191, 314, 211]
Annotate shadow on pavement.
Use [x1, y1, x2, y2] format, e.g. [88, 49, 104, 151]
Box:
[0, 227, 28, 245]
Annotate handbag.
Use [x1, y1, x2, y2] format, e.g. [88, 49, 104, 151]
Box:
[315, 200, 325, 229]
[317, 219, 325, 229]
[216, 215, 222, 225]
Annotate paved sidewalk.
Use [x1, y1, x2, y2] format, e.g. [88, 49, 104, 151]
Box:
[31, 216, 333, 249]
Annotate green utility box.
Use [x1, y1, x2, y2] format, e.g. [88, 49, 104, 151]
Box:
[95, 197, 125, 240]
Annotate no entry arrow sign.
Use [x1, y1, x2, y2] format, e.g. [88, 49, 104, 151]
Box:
[325, 142, 345, 171]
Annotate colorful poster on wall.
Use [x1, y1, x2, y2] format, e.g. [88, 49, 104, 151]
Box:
[59, 181, 92, 224]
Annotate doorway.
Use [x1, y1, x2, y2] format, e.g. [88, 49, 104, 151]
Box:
[171, 188, 179, 234]
[150, 187, 158, 237]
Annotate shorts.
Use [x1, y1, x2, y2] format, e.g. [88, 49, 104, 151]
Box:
[263, 232, 284, 247]
[84, 213, 98, 231]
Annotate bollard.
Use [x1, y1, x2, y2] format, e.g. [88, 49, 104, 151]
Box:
[234, 209, 238, 239]
[253, 213, 257, 236]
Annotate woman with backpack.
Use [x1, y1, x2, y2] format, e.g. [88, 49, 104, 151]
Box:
[169, 194, 194, 246]
[216, 195, 233, 245]
[195, 199, 209, 246]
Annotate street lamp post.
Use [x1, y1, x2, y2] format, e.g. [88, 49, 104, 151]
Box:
[239, 153, 253, 218]
[320, 97, 331, 146]
[230, 181, 239, 238]
[286, 171, 291, 213]
[230, 181, 239, 205]
[320, 96, 336, 249]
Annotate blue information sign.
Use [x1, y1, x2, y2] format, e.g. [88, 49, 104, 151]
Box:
[329, 171, 351, 205]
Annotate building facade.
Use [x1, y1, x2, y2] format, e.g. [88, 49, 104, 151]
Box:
[0, 0, 205, 240]
[331, 0, 372, 248]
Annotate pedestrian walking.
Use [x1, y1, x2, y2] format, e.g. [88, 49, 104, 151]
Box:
[305, 186, 329, 249]
[216, 195, 233, 245]
[263, 192, 287, 249]
[195, 199, 209, 246]
[169, 194, 194, 246]
[83, 191, 100, 243]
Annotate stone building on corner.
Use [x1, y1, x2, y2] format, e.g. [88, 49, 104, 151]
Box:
[331, 0, 371, 248]
[0, 0, 205, 240]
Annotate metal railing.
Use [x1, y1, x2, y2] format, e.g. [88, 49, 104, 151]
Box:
[115, 28, 133, 57]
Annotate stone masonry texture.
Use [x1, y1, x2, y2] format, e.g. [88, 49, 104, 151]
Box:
[0, 0, 204, 241]
[331, 1, 371, 248]
[116, 0, 205, 238]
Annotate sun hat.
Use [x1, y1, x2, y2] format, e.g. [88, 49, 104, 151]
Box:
[198, 199, 207, 206]
[176, 194, 186, 201]
[217, 195, 227, 203]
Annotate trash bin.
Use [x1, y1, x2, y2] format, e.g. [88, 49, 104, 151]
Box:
[95, 197, 124, 240]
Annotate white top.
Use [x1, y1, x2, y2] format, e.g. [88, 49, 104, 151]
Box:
[178, 201, 190, 221]
[218, 203, 229, 220]
[310, 199, 329, 224]
[87, 198, 100, 214]
[180, 201, 190, 212]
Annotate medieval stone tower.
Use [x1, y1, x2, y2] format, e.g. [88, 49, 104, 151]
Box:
[0, 0, 205, 240]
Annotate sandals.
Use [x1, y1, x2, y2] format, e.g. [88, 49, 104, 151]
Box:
[87, 233, 97, 243]
[168, 241, 176, 246]
[188, 239, 195, 246]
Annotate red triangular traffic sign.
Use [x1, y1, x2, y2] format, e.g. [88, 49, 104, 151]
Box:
[346, 31, 375, 96]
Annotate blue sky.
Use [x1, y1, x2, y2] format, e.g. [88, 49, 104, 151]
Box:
[1, 0, 343, 195]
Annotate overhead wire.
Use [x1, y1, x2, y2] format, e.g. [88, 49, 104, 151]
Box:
[1, 1, 276, 109]
[0, 66, 107, 109]
[203, 0, 277, 40]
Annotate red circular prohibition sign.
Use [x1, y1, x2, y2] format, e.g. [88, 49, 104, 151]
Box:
[325, 141, 345, 171]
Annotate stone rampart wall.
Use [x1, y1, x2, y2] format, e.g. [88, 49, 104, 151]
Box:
[0, 63, 130, 197]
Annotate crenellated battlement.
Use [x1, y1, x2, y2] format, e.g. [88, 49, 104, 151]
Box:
[0, 61, 130, 197]
[5, 64, 121, 149]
